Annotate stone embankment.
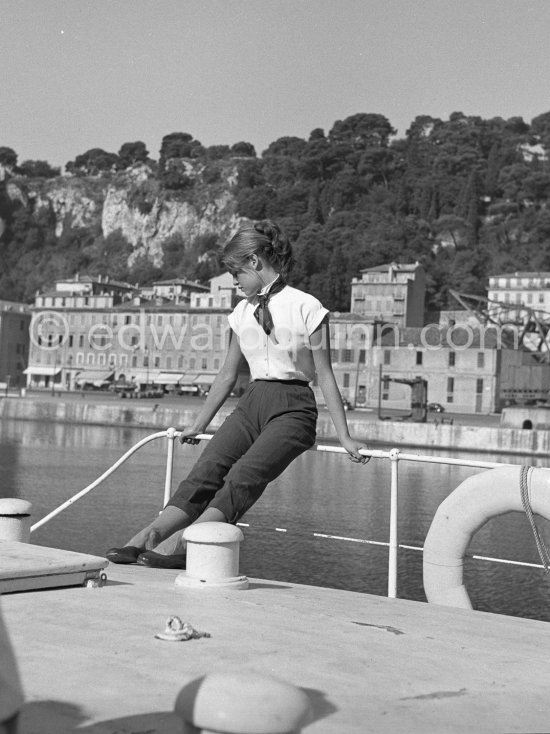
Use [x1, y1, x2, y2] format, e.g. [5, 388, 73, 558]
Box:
[1, 397, 547, 456]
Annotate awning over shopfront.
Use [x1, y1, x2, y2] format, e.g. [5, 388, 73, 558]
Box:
[74, 370, 114, 386]
[154, 372, 186, 385]
[23, 366, 62, 376]
[127, 371, 160, 384]
[192, 374, 217, 385]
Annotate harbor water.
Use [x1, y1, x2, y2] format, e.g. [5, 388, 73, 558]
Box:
[1, 416, 550, 621]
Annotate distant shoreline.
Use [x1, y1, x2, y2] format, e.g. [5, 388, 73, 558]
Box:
[0, 395, 545, 457]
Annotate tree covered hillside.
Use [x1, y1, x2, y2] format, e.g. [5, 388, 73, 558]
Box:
[1, 110, 550, 312]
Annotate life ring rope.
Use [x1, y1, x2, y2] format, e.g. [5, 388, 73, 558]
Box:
[520, 465, 550, 572]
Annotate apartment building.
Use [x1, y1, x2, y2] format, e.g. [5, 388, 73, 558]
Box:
[487, 271, 550, 320]
[192, 272, 239, 309]
[0, 300, 31, 388]
[150, 278, 209, 304]
[350, 261, 426, 327]
[27, 303, 235, 393]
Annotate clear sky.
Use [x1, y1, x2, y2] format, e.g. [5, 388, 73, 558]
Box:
[2, 0, 550, 169]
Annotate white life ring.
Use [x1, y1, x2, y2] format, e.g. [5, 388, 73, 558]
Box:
[423, 465, 550, 609]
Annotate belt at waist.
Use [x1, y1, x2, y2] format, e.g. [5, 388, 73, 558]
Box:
[253, 378, 310, 387]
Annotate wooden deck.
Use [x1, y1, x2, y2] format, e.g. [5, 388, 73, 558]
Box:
[2, 553, 550, 733]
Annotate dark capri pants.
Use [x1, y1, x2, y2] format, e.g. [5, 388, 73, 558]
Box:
[167, 380, 318, 524]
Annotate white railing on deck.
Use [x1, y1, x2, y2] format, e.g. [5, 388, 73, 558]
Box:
[30, 427, 522, 598]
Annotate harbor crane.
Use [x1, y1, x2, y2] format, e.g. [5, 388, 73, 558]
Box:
[449, 289, 550, 361]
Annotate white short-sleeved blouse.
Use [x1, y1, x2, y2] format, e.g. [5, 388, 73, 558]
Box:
[227, 285, 329, 382]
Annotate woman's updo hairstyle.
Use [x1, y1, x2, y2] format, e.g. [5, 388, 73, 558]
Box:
[222, 219, 293, 282]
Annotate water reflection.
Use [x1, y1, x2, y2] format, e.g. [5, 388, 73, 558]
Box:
[1, 418, 550, 621]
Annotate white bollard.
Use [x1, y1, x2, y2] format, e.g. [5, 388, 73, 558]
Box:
[0, 499, 32, 543]
[174, 671, 311, 734]
[174, 522, 248, 590]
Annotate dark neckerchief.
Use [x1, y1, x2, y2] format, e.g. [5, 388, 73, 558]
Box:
[253, 277, 286, 335]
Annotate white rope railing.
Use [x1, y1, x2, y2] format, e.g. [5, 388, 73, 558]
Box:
[30, 427, 531, 596]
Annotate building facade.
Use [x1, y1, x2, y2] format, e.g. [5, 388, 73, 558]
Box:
[26, 303, 236, 393]
[487, 271, 550, 316]
[25, 274, 245, 394]
[350, 261, 426, 327]
[21, 266, 550, 414]
[150, 278, 209, 304]
[0, 300, 31, 388]
[192, 272, 239, 309]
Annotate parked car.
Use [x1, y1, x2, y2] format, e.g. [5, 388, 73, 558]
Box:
[428, 402, 445, 413]
[135, 385, 164, 399]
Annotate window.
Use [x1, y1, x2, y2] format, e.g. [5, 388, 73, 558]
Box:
[79, 335, 84, 348]
[154, 357, 160, 368]
[343, 373, 350, 388]
[330, 349, 338, 362]
[448, 351, 455, 367]
[416, 351, 423, 366]
[447, 376, 454, 404]
[477, 352, 485, 369]
[166, 357, 172, 369]
[68, 335, 73, 347]
[342, 349, 352, 363]
[189, 358, 196, 369]
[201, 358, 208, 369]
[476, 378, 483, 394]
[359, 349, 366, 364]
[383, 350, 391, 365]
[178, 356, 184, 368]
[131, 356, 137, 367]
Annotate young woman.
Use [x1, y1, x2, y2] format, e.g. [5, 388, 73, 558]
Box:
[107, 220, 370, 568]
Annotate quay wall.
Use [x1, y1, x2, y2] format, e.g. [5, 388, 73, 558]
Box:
[0, 397, 547, 456]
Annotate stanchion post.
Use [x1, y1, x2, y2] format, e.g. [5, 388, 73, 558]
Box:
[163, 427, 177, 508]
[388, 448, 400, 598]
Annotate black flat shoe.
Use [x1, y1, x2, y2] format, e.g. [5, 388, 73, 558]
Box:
[136, 550, 187, 569]
[106, 546, 143, 564]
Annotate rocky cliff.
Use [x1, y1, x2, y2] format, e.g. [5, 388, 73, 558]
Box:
[1, 159, 245, 268]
